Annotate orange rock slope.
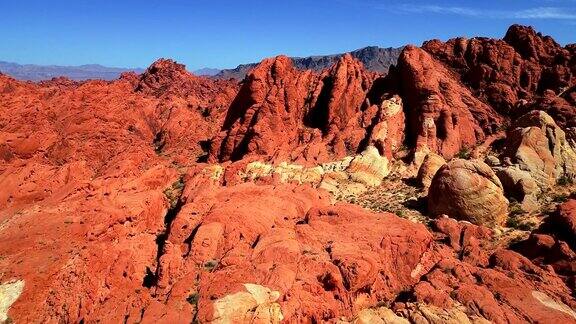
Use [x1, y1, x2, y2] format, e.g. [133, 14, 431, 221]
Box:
[1, 24, 576, 323]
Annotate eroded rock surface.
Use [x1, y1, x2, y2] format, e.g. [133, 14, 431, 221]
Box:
[1, 23, 576, 323]
[423, 25, 575, 116]
[392, 45, 502, 159]
[502, 110, 576, 189]
[0, 280, 24, 323]
[428, 159, 509, 227]
[157, 180, 434, 322]
[417, 152, 446, 190]
[210, 54, 405, 164]
[494, 165, 541, 212]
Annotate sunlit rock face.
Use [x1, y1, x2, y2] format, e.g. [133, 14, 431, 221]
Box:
[428, 159, 509, 227]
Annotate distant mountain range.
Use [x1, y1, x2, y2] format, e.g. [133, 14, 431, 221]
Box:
[193, 67, 221, 76]
[214, 46, 403, 79]
[0, 46, 403, 81]
[0, 61, 145, 81]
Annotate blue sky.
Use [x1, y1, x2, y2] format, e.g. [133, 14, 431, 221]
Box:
[0, 0, 574, 70]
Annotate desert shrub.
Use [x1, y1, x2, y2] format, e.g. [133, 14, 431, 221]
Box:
[163, 178, 185, 209]
[558, 175, 574, 186]
[456, 147, 471, 159]
[204, 259, 218, 272]
[187, 292, 200, 305]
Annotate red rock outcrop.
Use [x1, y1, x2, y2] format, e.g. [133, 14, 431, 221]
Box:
[424, 217, 576, 323]
[210, 54, 404, 164]
[210, 55, 322, 162]
[135, 59, 239, 163]
[516, 87, 576, 129]
[0, 67, 235, 321]
[416, 152, 446, 190]
[502, 110, 576, 189]
[392, 46, 503, 159]
[2, 24, 576, 323]
[377, 24, 575, 161]
[0, 74, 158, 174]
[136, 58, 238, 104]
[538, 199, 576, 251]
[156, 181, 435, 322]
[514, 199, 576, 280]
[305, 53, 378, 156]
[0, 73, 185, 322]
[422, 25, 574, 116]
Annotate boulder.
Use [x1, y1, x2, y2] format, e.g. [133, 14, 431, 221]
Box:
[0, 280, 24, 323]
[494, 165, 541, 212]
[484, 155, 501, 167]
[352, 307, 409, 324]
[502, 110, 576, 189]
[346, 146, 390, 186]
[428, 159, 509, 227]
[417, 152, 446, 190]
[211, 283, 283, 323]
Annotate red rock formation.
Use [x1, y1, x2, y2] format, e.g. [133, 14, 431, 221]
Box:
[159, 181, 434, 322]
[210, 55, 321, 162]
[210, 54, 404, 164]
[393, 46, 502, 158]
[307, 54, 373, 131]
[0, 74, 158, 173]
[516, 87, 576, 129]
[378, 24, 575, 160]
[514, 199, 576, 279]
[136, 59, 237, 106]
[128, 176, 576, 322]
[0, 73, 184, 322]
[425, 218, 576, 323]
[305, 53, 376, 156]
[422, 24, 574, 117]
[135, 59, 239, 163]
[2, 24, 576, 323]
[538, 199, 576, 251]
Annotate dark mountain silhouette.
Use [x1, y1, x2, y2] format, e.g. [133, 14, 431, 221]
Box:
[193, 67, 221, 76]
[1, 46, 402, 82]
[215, 46, 403, 79]
[0, 61, 144, 81]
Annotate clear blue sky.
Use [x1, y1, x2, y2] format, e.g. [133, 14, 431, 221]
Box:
[1, 0, 574, 70]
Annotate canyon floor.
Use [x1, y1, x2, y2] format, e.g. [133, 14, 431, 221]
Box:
[1, 24, 576, 323]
